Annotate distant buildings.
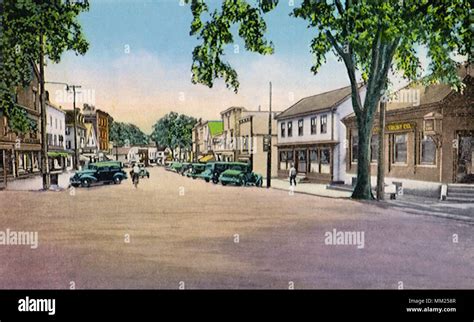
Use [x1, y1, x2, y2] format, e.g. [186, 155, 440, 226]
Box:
[46, 95, 70, 172]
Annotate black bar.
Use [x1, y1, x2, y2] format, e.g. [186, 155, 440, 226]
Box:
[0, 290, 472, 321]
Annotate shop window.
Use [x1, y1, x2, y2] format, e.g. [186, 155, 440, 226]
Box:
[420, 135, 436, 165]
[320, 114, 327, 134]
[287, 151, 294, 168]
[370, 134, 379, 162]
[311, 117, 317, 135]
[297, 150, 307, 173]
[279, 151, 287, 170]
[288, 121, 293, 137]
[320, 148, 331, 174]
[393, 133, 407, 164]
[298, 119, 304, 136]
[310, 149, 319, 173]
[351, 133, 358, 162]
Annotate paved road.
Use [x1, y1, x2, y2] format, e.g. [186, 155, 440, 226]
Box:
[0, 167, 473, 289]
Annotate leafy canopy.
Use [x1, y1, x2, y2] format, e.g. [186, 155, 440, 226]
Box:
[0, 0, 89, 133]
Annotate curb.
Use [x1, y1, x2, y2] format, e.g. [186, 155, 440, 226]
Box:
[270, 186, 352, 200]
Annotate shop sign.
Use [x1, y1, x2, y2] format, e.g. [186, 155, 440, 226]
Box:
[386, 122, 415, 132]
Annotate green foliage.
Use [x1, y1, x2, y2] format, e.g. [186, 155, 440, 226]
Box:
[150, 112, 197, 152]
[0, 0, 89, 133]
[109, 122, 150, 147]
[187, 0, 275, 93]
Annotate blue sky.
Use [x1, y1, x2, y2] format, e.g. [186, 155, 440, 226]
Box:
[44, 1, 370, 132]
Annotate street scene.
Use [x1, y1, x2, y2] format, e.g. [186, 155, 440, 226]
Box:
[1, 0, 473, 290]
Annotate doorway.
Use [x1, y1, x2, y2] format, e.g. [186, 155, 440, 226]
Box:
[456, 131, 474, 183]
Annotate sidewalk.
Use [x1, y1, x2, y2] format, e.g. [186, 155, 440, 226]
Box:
[269, 178, 352, 199]
[5, 171, 74, 191]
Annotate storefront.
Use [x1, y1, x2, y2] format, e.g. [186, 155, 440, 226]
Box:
[277, 142, 336, 182]
[343, 68, 473, 186]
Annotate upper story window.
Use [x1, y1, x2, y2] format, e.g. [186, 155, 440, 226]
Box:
[298, 119, 304, 136]
[287, 121, 293, 137]
[280, 122, 285, 138]
[49, 116, 52, 127]
[320, 114, 327, 134]
[310, 117, 317, 135]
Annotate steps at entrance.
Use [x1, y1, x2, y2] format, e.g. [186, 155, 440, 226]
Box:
[447, 184, 474, 202]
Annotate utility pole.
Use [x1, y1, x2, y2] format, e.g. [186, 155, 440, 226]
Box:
[266, 82, 272, 188]
[376, 100, 386, 200]
[71, 85, 81, 170]
[39, 32, 50, 190]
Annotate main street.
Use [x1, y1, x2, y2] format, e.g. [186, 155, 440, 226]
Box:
[0, 167, 473, 289]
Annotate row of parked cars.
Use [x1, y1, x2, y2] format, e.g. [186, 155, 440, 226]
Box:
[166, 161, 264, 187]
[70, 161, 150, 188]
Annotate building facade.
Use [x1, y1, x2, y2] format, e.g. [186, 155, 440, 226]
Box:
[343, 66, 473, 195]
[192, 120, 223, 162]
[275, 85, 366, 183]
[83, 104, 113, 153]
[214, 107, 246, 162]
[0, 63, 42, 187]
[46, 98, 69, 172]
[65, 109, 87, 168]
[238, 111, 278, 177]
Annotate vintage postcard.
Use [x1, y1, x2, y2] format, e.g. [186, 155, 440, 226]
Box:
[0, 0, 473, 320]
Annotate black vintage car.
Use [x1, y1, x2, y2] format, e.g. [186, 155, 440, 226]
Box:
[70, 162, 128, 188]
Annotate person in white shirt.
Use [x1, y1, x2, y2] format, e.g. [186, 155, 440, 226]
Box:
[289, 163, 297, 186]
[132, 163, 141, 187]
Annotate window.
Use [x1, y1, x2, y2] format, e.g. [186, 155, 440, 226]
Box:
[393, 133, 407, 164]
[351, 133, 358, 162]
[320, 114, 327, 133]
[310, 117, 317, 135]
[280, 122, 285, 138]
[49, 116, 52, 126]
[279, 151, 287, 170]
[297, 150, 307, 173]
[298, 119, 304, 136]
[320, 148, 331, 174]
[420, 135, 436, 165]
[287, 121, 293, 137]
[370, 134, 379, 162]
[310, 149, 319, 173]
[55, 118, 57, 129]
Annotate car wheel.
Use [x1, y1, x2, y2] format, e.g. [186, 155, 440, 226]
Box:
[212, 177, 219, 184]
[193, 177, 197, 180]
[81, 179, 90, 188]
[114, 177, 122, 184]
[205, 178, 209, 183]
[147, 174, 150, 178]
[221, 182, 227, 186]
[256, 179, 263, 187]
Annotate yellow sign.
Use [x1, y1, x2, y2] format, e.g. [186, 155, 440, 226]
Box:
[386, 122, 414, 132]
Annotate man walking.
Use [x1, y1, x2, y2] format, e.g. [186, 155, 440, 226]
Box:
[289, 163, 297, 187]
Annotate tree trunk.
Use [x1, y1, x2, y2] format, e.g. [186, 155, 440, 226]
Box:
[352, 119, 374, 199]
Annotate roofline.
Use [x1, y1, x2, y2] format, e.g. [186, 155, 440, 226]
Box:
[220, 106, 246, 115]
[275, 83, 364, 120]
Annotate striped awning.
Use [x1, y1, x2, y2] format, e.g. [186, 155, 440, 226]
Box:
[198, 154, 215, 163]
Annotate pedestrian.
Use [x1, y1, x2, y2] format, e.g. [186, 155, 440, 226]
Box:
[131, 162, 140, 188]
[289, 163, 297, 187]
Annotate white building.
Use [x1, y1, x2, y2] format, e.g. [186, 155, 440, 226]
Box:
[65, 109, 87, 168]
[275, 84, 366, 183]
[46, 100, 70, 171]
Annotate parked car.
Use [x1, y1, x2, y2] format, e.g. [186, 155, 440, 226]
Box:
[186, 163, 206, 179]
[130, 163, 150, 179]
[197, 162, 247, 184]
[165, 162, 183, 173]
[70, 162, 128, 188]
[219, 163, 263, 187]
[179, 162, 193, 176]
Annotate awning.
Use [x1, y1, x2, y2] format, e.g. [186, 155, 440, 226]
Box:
[47, 151, 69, 158]
[198, 154, 215, 163]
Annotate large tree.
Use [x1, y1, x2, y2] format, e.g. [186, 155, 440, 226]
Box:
[186, 0, 472, 199]
[0, 0, 89, 133]
[150, 112, 197, 161]
[109, 122, 149, 147]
